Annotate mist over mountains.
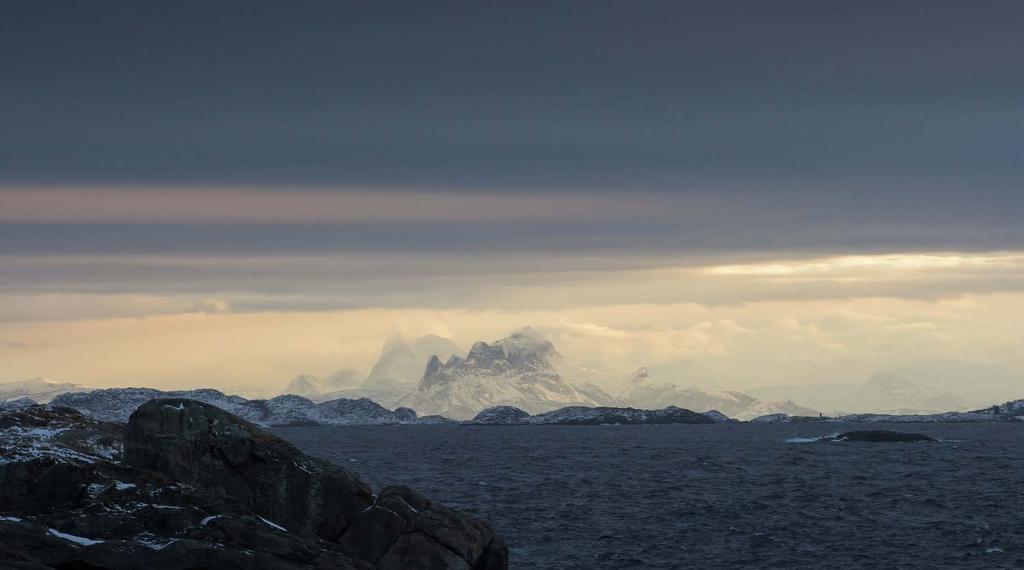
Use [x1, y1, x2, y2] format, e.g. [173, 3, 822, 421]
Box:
[3, 329, 1022, 420]
[278, 328, 817, 420]
[282, 334, 460, 408]
[0, 377, 83, 404]
[749, 360, 1024, 415]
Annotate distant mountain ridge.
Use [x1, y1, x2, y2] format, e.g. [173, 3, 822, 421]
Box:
[748, 398, 1024, 424]
[50, 388, 446, 426]
[620, 367, 819, 421]
[470, 404, 717, 425]
[30, 386, 1024, 426]
[749, 359, 1024, 415]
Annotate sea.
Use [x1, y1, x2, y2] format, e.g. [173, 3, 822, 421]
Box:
[276, 422, 1024, 569]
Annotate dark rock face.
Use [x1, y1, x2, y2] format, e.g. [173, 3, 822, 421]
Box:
[0, 401, 508, 570]
[124, 399, 374, 540]
[832, 430, 937, 442]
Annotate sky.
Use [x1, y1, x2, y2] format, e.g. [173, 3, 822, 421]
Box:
[1, 1, 1023, 397]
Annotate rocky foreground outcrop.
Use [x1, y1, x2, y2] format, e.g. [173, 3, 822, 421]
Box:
[0, 400, 507, 569]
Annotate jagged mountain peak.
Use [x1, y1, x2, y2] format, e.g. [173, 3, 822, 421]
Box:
[400, 331, 610, 419]
[466, 341, 505, 362]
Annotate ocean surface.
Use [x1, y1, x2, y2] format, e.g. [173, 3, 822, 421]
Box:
[275, 423, 1024, 569]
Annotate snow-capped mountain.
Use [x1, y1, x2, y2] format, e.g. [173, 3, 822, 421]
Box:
[0, 377, 85, 403]
[50, 388, 434, 426]
[620, 368, 818, 421]
[399, 330, 617, 419]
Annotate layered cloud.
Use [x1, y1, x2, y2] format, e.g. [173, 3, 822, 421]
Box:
[3, 183, 1022, 394]
[2, 244, 1024, 395]
[3, 250, 1024, 320]
[1, 294, 1021, 397]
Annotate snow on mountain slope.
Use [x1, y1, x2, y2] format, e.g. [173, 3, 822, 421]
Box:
[0, 378, 85, 404]
[399, 330, 613, 419]
[620, 368, 818, 421]
[50, 388, 428, 426]
[732, 398, 820, 421]
[499, 327, 619, 394]
[53, 388, 258, 423]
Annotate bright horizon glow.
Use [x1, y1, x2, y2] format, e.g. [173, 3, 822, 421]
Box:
[2, 249, 1023, 404]
[703, 252, 1024, 276]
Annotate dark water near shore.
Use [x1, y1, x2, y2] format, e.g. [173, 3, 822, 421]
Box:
[275, 423, 1024, 569]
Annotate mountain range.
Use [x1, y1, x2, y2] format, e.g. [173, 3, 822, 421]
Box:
[7, 331, 1024, 422]
[11, 385, 1024, 427]
[619, 367, 819, 421]
[49, 388, 446, 426]
[0, 331, 824, 421]
[390, 328, 821, 420]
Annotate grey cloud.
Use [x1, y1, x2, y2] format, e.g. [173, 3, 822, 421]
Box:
[3, 251, 1024, 320]
[3, 1, 1024, 201]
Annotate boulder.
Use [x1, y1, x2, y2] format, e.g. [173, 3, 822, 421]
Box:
[124, 398, 374, 539]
